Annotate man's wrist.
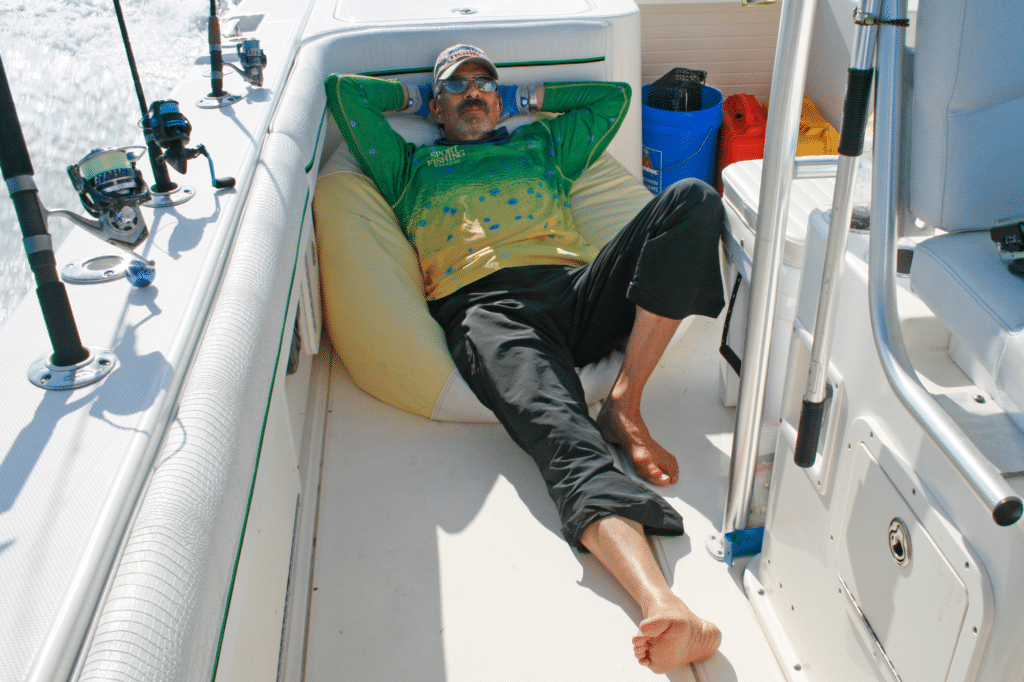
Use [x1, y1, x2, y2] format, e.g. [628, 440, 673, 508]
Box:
[514, 85, 539, 113]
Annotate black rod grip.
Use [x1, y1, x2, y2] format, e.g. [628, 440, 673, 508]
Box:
[0, 56, 34, 180]
[794, 398, 828, 468]
[208, 4, 225, 97]
[0, 55, 89, 367]
[38, 281, 89, 367]
[838, 68, 874, 157]
[147, 139, 178, 193]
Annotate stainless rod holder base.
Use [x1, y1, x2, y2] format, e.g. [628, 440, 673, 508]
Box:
[147, 184, 195, 208]
[196, 92, 242, 109]
[28, 346, 116, 389]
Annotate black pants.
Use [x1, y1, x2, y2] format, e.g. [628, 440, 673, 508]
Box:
[428, 179, 726, 549]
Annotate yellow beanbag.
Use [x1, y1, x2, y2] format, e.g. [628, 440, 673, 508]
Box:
[314, 115, 652, 421]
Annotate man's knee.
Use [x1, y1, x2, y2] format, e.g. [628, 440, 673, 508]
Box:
[660, 177, 722, 216]
[646, 178, 724, 247]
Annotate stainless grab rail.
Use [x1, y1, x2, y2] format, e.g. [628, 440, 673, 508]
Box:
[869, 0, 1022, 527]
[720, 0, 819, 538]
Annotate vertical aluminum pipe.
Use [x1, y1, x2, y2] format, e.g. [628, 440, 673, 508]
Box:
[869, 0, 1022, 526]
[720, 0, 819, 537]
[792, 0, 879, 467]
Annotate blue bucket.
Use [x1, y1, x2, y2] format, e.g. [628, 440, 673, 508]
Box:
[641, 84, 723, 194]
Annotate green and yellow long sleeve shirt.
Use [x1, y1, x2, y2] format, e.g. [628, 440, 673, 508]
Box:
[326, 75, 630, 300]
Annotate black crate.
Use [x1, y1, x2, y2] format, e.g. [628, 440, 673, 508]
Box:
[647, 67, 708, 112]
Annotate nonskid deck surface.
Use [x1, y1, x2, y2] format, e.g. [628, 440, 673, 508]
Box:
[306, 314, 784, 681]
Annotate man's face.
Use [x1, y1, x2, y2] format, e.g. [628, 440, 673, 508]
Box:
[429, 63, 502, 142]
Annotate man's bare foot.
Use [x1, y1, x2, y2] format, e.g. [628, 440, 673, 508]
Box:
[596, 399, 680, 485]
[632, 598, 722, 673]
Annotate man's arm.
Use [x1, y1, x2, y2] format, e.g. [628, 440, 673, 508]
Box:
[325, 74, 416, 206]
[537, 81, 631, 179]
[534, 85, 547, 111]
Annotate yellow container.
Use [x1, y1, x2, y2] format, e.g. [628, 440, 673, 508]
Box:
[763, 97, 840, 156]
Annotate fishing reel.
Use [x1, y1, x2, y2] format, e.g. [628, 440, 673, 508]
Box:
[65, 146, 151, 246]
[991, 222, 1024, 276]
[228, 39, 267, 87]
[143, 100, 235, 189]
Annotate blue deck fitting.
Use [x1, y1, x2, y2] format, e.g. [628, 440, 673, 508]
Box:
[723, 527, 764, 565]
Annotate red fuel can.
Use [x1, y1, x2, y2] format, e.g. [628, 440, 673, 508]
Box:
[719, 94, 767, 170]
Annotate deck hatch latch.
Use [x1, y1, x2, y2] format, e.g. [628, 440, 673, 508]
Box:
[888, 518, 911, 567]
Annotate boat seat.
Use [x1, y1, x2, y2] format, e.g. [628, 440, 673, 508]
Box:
[313, 113, 653, 422]
[910, 233, 1024, 431]
[905, 0, 1024, 432]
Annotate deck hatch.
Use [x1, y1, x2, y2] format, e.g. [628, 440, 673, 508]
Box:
[835, 420, 992, 682]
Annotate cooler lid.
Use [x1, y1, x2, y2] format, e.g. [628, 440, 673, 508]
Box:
[722, 158, 837, 268]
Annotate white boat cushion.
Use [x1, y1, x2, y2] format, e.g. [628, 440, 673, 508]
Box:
[269, 22, 616, 179]
[314, 113, 652, 421]
[909, 0, 1024, 232]
[911, 231, 1024, 429]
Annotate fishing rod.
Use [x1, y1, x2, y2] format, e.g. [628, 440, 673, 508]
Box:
[197, 0, 242, 108]
[113, 0, 235, 203]
[112, 0, 177, 199]
[792, 0, 886, 467]
[197, 0, 267, 106]
[0, 54, 119, 388]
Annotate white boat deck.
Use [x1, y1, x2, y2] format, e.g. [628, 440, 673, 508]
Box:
[303, 313, 785, 681]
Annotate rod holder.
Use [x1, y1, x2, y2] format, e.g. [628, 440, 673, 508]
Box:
[1, 56, 117, 388]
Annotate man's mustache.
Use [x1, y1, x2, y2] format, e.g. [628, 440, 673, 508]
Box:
[457, 99, 490, 115]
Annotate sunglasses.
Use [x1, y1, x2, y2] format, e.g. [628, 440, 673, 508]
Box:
[438, 75, 498, 95]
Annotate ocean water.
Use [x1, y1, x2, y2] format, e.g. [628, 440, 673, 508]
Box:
[0, 0, 240, 329]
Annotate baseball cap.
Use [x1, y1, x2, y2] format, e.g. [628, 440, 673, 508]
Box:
[432, 44, 499, 95]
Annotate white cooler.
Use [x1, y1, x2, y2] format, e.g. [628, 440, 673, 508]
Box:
[718, 158, 838, 423]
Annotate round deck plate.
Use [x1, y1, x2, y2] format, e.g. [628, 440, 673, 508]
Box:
[62, 254, 128, 283]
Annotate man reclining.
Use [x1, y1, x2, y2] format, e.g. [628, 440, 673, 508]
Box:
[326, 44, 725, 673]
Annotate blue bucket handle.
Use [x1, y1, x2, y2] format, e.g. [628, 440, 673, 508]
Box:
[649, 125, 716, 173]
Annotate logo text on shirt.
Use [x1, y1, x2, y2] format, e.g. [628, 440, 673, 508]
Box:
[427, 146, 465, 168]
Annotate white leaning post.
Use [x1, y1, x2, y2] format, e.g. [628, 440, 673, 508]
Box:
[708, 0, 820, 560]
[868, 0, 1022, 527]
